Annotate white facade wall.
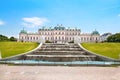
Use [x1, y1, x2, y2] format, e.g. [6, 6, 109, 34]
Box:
[19, 26, 100, 43]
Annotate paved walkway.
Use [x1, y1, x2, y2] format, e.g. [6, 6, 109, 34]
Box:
[0, 64, 120, 80]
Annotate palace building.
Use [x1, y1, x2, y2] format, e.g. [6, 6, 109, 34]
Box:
[19, 24, 100, 43]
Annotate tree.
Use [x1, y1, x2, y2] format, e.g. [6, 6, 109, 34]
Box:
[107, 33, 120, 42]
[9, 37, 17, 41]
[0, 34, 9, 41]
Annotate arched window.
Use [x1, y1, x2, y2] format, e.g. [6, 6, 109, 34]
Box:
[66, 37, 68, 40]
[84, 37, 86, 41]
[81, 37, 83, 41]
[22, 36, 23, 39]
[62, 37, 64, 40]
[96, 37, 98, 40]
[87, 37, 89, 41]
[33, 37, 35, 40]
[67, 32, 68, 35]
[36, 37, 38, 40]
[59, 36, 60, 40]
[56, 36, 57, 40]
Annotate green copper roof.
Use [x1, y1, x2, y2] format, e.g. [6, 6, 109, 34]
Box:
[91, 30, 99, 35]
[20, 29, 27, 34]
[54, 24, 65, 30]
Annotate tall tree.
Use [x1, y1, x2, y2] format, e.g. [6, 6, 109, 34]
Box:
[0, 35, 9, 41]
[9, 37, 17, 41]
[107, 33, 120, 42]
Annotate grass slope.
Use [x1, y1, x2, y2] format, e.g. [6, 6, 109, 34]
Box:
[81, 43, 120, 59]
[0, 42, 39, 58]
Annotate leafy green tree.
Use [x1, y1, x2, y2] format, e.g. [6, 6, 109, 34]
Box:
[9, 37, 17, 41]
[107, 33, 120, 42]
[0, 34, 9, 41]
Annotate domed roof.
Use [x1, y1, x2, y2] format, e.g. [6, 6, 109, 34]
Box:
[20, 29, 27, 34]
[91, 29, 99, 35]
[54, 24, 65, 30]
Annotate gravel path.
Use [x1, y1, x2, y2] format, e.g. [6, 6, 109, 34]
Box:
[0, 65, 120, 80]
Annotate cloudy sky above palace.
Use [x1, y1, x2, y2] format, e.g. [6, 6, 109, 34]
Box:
[0, 0, 120, 37]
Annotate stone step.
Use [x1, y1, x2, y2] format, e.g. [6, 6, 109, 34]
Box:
[31, 52, 87, 55]
[33, 50, 86, 53]
[41, 46, 80, 48]
[31, 51, 88, 55]
[23, 55, 97, 61]
[38, 48, 82, 51]
[26, 55, 96, 58]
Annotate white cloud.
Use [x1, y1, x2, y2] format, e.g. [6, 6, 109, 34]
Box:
[22, 17, 49, 28]
[0, 20, 5, 26]
[118, 14, 120, 17]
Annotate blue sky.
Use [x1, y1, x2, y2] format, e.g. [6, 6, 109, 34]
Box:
[0, 0, 120, 38]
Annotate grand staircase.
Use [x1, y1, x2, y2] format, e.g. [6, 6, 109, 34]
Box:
[19, 43, 100, 61]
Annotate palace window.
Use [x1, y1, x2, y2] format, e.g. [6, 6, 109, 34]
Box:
[56, 36, 57, 40]
[62, 37, 64, 40]
[87, 37, 89, 41]
[30, 37, 32, 40]
[66, 37, 68, 40]
[33, 37, 35, 40]
[96, 37, 98, 40]
[59, 36, 60, 40]
[36, 37, 38, 40]
[81, 37, 83, 41]
[84, 37, 86, 41]
[22, 36, 23, 39]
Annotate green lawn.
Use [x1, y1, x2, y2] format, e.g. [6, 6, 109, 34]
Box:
[0, 42, 39, 58]
[81, 43, 120, 59]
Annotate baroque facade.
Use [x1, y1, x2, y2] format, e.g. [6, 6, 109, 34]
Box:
[19, 24, 100, 43]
